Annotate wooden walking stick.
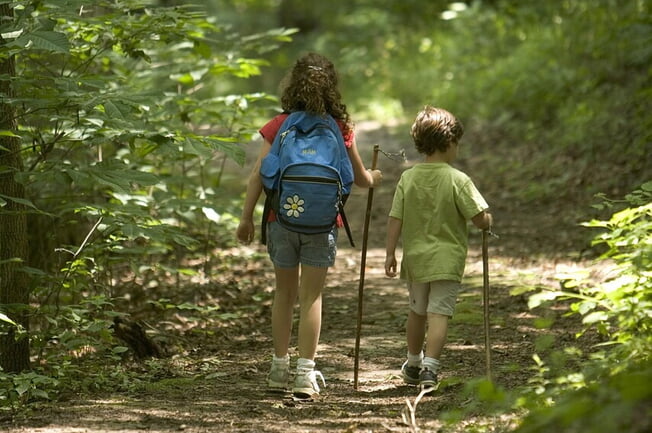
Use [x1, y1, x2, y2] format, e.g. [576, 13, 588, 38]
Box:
[482, 229, 492, 381]
[353, 144, 379, 390]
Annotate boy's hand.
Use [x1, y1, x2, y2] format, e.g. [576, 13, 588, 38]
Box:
[385, 255, 397, 277]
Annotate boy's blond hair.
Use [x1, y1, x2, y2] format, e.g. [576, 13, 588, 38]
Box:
[410, 106, 464, 155]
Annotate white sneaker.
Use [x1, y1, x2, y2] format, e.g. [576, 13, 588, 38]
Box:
[292, 368, 325, 399]
[267, 362, 289, 391]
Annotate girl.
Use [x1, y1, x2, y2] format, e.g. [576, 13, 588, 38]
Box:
[236, 52, 382, 398]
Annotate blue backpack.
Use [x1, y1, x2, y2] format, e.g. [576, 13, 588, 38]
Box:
[260, 111, 355, 246]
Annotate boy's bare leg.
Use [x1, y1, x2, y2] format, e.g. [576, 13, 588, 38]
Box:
[406, 310, 427, 355]
[272, 266, 299, 358]
[297, 264, 328, 360]
[425, 312, 449, 359]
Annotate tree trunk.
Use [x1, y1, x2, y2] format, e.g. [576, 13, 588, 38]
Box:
[0, 3, 31, 373]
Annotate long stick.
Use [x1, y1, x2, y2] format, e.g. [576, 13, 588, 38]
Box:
[353, 144, 379, 390]
[482, 229, 492, 381]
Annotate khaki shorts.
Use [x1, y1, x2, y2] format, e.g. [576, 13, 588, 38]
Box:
[408, 280, 461, 317]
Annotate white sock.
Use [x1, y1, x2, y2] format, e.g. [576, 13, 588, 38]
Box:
[272, 354, 289, 366]
[296, 357, 315, 372]
[423, 357, 440, 373]
[407, 350, 424, 367]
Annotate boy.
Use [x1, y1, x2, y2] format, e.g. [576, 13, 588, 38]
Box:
[384, 106, 493, 391]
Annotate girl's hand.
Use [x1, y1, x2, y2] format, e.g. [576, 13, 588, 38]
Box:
[236, 219, 255, 245]
[368, 169, 383, 188]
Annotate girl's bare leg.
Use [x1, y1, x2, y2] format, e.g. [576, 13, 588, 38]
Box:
[296, 264, 328, 360]
[272, 266, 299, 357]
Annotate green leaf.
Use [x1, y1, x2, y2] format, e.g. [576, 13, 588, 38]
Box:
[528, 291, 564, 309]
[533, 317, 555, 329]
[582, 311, 609, 325]
[92, 170, 129, 193]
[0, 193, 38, 210]
[0, 130, 20, 137]
[14, 31, 70, 53]
[32, 389, 50, 400]
[534, 334, 555, 352]
[119, 170, 159, 187]
[0, 312, 17, 326]
[202, 207, 221, 223]
[20, 266, 48, 276]
[122, 224, 144, 239]
[89, 164, 159, 193]
[101, 101, 128, 120]
[15, 382, 30, 396]
[204, 136, 246, 166]
[510, 285, 540, 296]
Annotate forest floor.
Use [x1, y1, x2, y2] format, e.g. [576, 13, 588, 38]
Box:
[2, 121, 617, 433]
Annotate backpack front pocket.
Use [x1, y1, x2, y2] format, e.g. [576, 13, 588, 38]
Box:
[277, 164, 342, 233]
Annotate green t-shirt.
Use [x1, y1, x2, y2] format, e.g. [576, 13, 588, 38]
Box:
[389, 162, 488, 283]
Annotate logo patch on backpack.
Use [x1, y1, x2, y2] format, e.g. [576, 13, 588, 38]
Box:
[260, 111, 354, 236]
[283, 194, 305, 218]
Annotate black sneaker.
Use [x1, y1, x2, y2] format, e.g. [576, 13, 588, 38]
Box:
[419, 368, 438, 393]
[401, 361, 420, 385]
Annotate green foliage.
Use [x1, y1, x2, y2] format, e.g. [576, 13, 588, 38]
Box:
[416, 1, 650, 203]
[229, 0, 650, 204]
[0, 371, 59, 409]
[1, 0, 292, 409]
[9, 0, 284, 262]
[518, 184, 652, 432]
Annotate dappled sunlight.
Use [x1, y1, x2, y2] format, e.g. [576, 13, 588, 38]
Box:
[2, 0, 647, 431]
[7, 222, 614, 433]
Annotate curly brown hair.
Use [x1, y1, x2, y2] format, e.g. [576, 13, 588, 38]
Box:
[280, 52, 352, 135]
[410, 106, 464, 155]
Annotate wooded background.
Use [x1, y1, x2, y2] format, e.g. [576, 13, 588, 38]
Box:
[0, 1, 650, 431]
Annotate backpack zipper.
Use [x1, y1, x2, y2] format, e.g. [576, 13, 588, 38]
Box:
[284, 175, 339, 184]
[279, 124, 335, 145]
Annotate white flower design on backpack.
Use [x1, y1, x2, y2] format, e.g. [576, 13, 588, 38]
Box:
[283, 194, 305, 218]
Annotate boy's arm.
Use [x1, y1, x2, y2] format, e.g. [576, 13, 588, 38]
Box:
[471, 210, 493, 231]
[385, 216, 402, 277]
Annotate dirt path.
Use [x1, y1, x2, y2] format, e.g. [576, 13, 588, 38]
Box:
[4, 243, 596, 433]
[2, 122, 602, 432]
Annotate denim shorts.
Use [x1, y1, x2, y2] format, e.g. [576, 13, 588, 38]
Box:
[266, 222, 338, 268]
[407, 280, 461, 317]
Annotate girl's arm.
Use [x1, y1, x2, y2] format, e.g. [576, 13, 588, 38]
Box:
[235, 140, 272, 244]
[347, 137, 382, 188]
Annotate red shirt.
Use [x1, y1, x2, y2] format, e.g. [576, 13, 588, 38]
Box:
[259, 113, 355, 225]
[259, 113, 354, 148]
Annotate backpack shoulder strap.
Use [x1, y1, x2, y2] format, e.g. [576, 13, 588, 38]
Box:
[340, 206, 355, 247]
[259, 112, 296, 244]
[260, 194, 272, 245]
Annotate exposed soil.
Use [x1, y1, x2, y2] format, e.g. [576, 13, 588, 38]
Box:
[2, 122, 612, 433]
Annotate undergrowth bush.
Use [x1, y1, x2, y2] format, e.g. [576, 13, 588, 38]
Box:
[516, 182, 652, 432]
